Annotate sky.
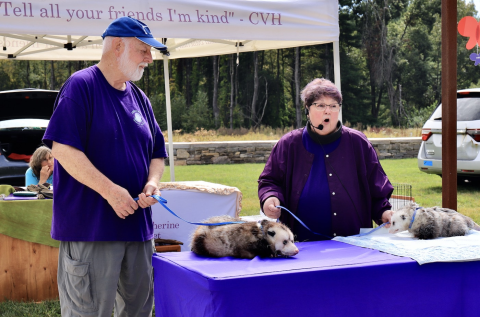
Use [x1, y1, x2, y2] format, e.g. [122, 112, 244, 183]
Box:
[472, 0, 480, 13]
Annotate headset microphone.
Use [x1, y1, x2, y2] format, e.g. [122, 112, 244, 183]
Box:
[307, 119, 324, 131]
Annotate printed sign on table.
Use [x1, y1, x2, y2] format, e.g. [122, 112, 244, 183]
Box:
[151, 189, 238, 251]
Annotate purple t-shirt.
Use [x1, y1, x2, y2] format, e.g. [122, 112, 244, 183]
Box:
[43, 65, 168, 242]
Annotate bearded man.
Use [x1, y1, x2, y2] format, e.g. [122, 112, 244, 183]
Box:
[43, 16, 168, 317]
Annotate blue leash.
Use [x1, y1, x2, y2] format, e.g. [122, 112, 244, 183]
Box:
[354, 207, 422, 237]
[133, 195, 245, 226]
[276, 205, 390, 238]
[135, 196, 390, 236]
[276, 206, 332, 239]
[353, 207, 422, 237]
[409, 207, 421, 229]
[352, 222, 390, 237]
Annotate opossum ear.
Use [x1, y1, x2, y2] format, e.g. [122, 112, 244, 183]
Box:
[267, 230, 276, 237]
[401, 215, 406, 221]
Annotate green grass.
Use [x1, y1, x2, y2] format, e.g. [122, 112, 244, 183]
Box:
[0, 300, 61, 317]
[0, 301, 156, 317]
[2, 158, 479, 315]
[160, 158, 480, 223]
[161, 163, 265, 216]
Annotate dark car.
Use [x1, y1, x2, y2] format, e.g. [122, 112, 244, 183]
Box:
[0, 88, 58, 186]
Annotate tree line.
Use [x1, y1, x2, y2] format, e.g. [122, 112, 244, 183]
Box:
[0, 0, 478, 133]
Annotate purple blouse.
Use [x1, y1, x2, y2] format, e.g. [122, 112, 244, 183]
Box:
[258, 126, 393, 238]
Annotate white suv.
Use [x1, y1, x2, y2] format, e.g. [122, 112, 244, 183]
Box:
[417, 88, 480, 182]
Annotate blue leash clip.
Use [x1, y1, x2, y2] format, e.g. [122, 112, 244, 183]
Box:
[134, 195, 245, 226]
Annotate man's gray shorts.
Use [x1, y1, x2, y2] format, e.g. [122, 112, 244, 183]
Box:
[57, 240, 155, 317]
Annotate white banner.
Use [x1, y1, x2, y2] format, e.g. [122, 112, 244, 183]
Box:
[0, 0, 338, 60]
[0, 0, 338, 41]
[151, 189, 238, 251]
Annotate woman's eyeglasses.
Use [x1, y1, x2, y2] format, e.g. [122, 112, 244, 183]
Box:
[310, 103, 341, 112]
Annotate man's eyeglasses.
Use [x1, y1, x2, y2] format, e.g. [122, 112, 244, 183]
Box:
[310, 103, 341, 112]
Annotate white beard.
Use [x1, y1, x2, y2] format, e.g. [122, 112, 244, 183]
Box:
[118, 45, 148, 82]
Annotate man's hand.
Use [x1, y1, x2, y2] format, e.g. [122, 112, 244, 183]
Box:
[137, 181, 160, 209]
[381, 209, 395, 228]
[263, 196, 281, 219]
[104, 184, 138, 219]
[39, 165, 52, 184]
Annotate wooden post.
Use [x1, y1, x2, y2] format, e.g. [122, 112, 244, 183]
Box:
[441, 0, 457, 210]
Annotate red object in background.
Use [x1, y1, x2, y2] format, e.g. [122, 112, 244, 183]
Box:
[458, 16, 480, 50]
[7, 153, 32, 162]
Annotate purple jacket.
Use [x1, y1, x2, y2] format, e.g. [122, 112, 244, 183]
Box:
[258, 126, 393, 237]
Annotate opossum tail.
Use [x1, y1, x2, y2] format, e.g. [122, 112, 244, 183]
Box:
[473, 223, 480, 231]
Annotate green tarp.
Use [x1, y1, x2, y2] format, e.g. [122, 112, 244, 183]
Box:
[0, 185, 59, 248]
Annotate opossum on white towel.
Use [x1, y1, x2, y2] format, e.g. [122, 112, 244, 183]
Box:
[190, 216, 299, 259]
[388, 202, 480, 239]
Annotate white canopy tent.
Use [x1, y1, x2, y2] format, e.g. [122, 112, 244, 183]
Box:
[0, 0, 340, 180]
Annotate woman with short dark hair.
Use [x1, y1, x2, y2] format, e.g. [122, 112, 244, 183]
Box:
[25, 146, 54, 186]
[258, 78, 394, 241]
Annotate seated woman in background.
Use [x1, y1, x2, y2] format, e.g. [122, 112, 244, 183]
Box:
[258, 78, 394, 242]
[25, 146, 54, 186]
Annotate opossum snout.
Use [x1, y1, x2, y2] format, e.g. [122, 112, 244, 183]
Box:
[290, 247, 299, 256]
[279, 245, 299, 257]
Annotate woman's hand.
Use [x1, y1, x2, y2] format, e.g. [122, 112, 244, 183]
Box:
[263, 196, 281, 219]
[39, 165, 52, 184]
[381, 210, 395, 228]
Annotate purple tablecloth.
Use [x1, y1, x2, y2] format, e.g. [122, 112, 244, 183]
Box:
[153, 240, 480, 317]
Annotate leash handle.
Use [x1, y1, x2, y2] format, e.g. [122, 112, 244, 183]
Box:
[133, 195, 245, 226]
[275, 205, 332, 239]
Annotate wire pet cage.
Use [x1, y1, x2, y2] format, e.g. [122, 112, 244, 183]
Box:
[389, 183, 414, 210]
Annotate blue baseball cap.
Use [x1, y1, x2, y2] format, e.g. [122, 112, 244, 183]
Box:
[101, 16, 167, 51]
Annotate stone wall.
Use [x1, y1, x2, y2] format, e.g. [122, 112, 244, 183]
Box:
[371, 137, 422, 160]
[165, 137, 422, 166]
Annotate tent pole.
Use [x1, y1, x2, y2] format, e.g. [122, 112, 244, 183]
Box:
[333, 41, 342, 122]
[163, 55, 175, 181]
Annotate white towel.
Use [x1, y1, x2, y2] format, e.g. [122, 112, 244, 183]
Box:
[333, 228, 480, 265]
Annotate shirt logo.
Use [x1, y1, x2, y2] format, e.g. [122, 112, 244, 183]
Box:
[132, 110, 145, 126]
